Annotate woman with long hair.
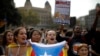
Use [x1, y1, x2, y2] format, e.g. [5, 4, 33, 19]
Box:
[2, 30, 14, 55]
[5, 27, 31, 56]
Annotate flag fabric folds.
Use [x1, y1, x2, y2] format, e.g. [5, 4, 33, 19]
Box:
[8, 43, 32, 56]
[59, 48, 68, 56]
[30, 41, 66, 56]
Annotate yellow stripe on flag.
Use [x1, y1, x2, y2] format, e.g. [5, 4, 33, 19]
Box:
[26, 47, 32, 56]
[62, 48, 68, 56]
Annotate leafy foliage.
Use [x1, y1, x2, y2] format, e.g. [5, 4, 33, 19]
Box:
[0, 0, 22, 26]
[19, 9, 40, 26]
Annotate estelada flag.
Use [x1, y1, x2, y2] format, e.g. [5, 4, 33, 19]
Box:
[7, 43, 32, 56]
[30, 41, 66, 56]
[30, 47, 68, 56]
[59, 48, 68, 56]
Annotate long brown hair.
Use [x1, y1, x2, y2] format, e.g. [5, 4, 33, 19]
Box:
[13, 27, 26, 43]
[2, 30, 13, 48]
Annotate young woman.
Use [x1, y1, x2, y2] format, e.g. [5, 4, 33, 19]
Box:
[2, 30, 14, 55]
[29, 30, 42, 43]
[5, 27, 31, 56]
[29, 29, 42, 56]
[46, 30, 69, 56]
[46, 30, 57, 44]
[77, 43, 89, 56]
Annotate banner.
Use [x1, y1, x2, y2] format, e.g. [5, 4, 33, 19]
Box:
[30, 41, 66, 56]
[54, 0, 71, 24]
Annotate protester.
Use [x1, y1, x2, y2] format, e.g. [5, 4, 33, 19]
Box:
[1, 30, 14, 55]
[46, 30, 69, 56]
[56, 25, 69, 42]
[81, 28, 88, 44]
[5, 27, 31, 56]
[68, 25, 86, 56]
[77, 43, 89, 56]
[29, 29, 42, 56]
[68, 4, 100, 56]
[89, 3, 100, 56]
[81, 28, 88, 36]
[29, 30, 42, 43]
[2, 30, 14, 47]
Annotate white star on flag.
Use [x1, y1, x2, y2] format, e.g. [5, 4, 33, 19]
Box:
[40, 52, 52, 56]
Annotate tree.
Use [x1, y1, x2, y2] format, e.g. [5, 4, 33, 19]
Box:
[0, 0, 22, 26]
[0, 0, 22, 33]
[19, 9, 40, 26]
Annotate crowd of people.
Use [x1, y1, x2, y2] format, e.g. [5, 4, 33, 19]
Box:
[0, 3, 100, 56]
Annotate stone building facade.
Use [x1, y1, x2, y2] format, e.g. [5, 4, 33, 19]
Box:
[18, 0, 53, 28]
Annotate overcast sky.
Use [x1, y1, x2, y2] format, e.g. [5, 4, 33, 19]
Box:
[14, 0, 100, 18]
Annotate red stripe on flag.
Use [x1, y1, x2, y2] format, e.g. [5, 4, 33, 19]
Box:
[31, 50, 35, 56]
[59, 51, 63, 56]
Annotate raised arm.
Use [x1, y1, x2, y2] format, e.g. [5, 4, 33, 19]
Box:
[90, 4, 100, 31]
